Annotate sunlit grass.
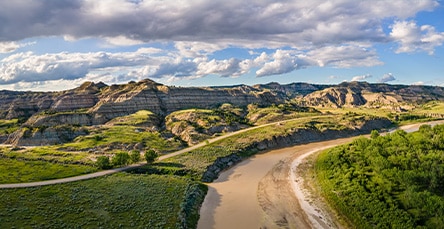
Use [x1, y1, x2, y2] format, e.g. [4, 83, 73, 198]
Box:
[0, 174, 203, 228]
[0, 157, 97, 184]
[63, 125, 183, 153]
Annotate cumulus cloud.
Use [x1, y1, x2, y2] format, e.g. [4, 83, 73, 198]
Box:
[149, 60, 197, 79]
[0, 41, 35, 53]
[307, 45, 383, 68]
[378, 73, 396, 83]
[351, 74, 372, 82]
[254, 45, 382, 77]
[390, 20, 444, 54]
[0, 0, 442, 88]
[0, 51, 153, 84]
[256, 50, 296, 77]
[0, 0, 438, 48]
[0, 42, 20, 53]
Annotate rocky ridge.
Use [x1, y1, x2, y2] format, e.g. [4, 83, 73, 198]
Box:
[298, 81, 444, 109]
[1, 79, 444, 146]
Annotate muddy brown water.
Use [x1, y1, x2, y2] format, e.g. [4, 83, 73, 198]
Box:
[197, 120, 444, 229]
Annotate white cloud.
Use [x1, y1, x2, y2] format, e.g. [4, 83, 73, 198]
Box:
[351, 74, 372, 82]
[0, 0, 442, 88]
[307, 45, 383, 68]
[0, 51, 153, 84]
[196, 58, 246, 78]
[256, 50, 308, 77]
[0, 0, 439, 49]
[412, 81, 424, 85]
[102, 36, 145, 47]
[175, 42, 228, 58]
[0, 41, 35, 53]
[0, 42, 20, 53]
[378, 73, 396, 83]
[390, 20, 444, 54]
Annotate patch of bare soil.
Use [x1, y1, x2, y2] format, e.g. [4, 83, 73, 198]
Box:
[257, 154, 311, 229]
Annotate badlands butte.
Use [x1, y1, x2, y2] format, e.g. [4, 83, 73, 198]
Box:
[1, 79, 444, 147]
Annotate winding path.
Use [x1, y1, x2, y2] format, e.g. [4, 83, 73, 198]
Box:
[0, 117, 315, 189]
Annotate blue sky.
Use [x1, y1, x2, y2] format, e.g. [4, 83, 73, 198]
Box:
[0, 0, 443, 91]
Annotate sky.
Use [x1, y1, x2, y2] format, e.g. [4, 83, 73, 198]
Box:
[0, 0, 443, 91]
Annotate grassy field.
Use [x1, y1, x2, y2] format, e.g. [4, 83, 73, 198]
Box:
[247, 103, 320, 125]
[0, 173, 205, 228]
[317, 106, 444, 125]
[416, 101, 444, 113]
[0, 119, 20, 135]
[63, 125, 183, 153]
[106, 110, 159, 126]
[0, 157, 97, 184]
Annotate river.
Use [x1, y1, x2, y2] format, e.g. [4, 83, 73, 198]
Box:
[197, 120, 444, 229]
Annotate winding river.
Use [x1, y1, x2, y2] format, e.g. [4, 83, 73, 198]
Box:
[197, 120, 444, 229]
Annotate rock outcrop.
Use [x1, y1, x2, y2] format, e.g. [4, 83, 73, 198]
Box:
[165, 109, 249, 145]
[1, 79, 444, 146]
[297, 81, 444, 108]
[89, 80, 280, 123]
[6, 125, 88, 146]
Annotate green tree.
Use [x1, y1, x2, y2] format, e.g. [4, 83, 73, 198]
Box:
[112, 151, 130, 166]
[130, 150, 141, 163]
[145, 149, 158, 164]
[370, 129, 380, 139]
[96, 156, 111, 169]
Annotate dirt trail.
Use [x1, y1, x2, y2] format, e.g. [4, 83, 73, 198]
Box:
[0, 117, 307, 189]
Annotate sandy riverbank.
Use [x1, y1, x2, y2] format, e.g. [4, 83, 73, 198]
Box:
[198, 120, 444, 229]
[197, 138, 357, 229]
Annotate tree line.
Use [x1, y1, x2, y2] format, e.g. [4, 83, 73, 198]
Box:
[316, 124, 444, 228]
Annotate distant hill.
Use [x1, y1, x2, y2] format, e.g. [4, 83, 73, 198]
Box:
[2, 79, 444, 123]
[1, 79, 444, 146]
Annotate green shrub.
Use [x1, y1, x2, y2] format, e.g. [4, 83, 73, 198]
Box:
[96, 156, 111, 169]
[130, 150, 141, 163]
[145, 149, 158, 164]
[111, 151, 130, 166]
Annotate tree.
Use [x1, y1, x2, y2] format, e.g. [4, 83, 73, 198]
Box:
[371, 130, 380, 139]
[112, 151, 130, 166]
[130, 150, 141, 163]
[96, 156, 111, 169]
[145, 149, 158, 163]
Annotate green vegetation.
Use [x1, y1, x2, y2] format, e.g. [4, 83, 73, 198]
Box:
[1, 146, 93, 165]
[95, 156, 111, 169]
[0, 157, 96, 184]
[145, 149, 158, 163]
[106, 110, 158, 126]
[416, 101, 444, 114]
[0, 119, 20, 135]
[64, 125, 183, 153]
[165, 114, 376, 180]
[130, 150, 141, 163]
[318, 102, 444, 126]
[316, 124, 444, 228]
[111, 151, 130, 166]
[0, 173, 206, 228]
[247, 103, 320, 125]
